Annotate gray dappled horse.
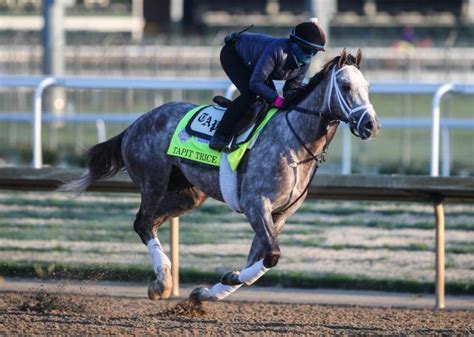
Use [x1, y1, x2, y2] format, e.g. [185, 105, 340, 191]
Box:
[62, 49, 380, 302]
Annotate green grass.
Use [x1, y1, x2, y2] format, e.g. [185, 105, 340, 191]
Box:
[0, 197, 139, 210]
[0, 191, 472, 293]
[275, 241, 472, 255]
[287, 218, 474, 231]
[446, 241, 474, 254]
[279, 237, 326, 248]
[0, 246, 73, 254]
[2, 238, 469, 255]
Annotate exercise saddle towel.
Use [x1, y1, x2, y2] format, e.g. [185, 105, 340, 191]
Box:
[167, 104, 278, 171]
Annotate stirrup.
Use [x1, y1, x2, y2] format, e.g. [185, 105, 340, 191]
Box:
[209, 134, 231, 151]
[223, 138, 238, 153]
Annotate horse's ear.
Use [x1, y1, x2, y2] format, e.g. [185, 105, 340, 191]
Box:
[356, 48, 362, 67]
[338, 48, 347, 68]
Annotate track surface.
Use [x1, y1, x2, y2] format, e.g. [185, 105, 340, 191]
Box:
[1, 284, 473, 335]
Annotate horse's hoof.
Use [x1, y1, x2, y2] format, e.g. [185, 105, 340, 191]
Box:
[189, 287, 215, 303]
[148, 279, 172, 300]
[220, 271, 242, 286]
[147, 267, 172, 301]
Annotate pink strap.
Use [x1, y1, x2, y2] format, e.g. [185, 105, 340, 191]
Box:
[273, 96, 284, 107]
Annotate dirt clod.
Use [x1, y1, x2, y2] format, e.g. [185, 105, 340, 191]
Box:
[160, 300, 207, 318]
[19, 290, 86, 314]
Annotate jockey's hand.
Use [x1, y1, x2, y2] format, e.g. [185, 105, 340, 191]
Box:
[273, 96, 284, 108]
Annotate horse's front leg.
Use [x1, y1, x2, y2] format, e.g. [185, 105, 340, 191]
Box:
[219, 211, 289, 286]
[190, 197, 280, 302]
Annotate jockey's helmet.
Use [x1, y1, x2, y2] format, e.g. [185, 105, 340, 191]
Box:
[290, 18, 326, 55]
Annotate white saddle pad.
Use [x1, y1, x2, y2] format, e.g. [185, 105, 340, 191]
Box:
[219, 153, 242, 213]
[186, 105, 256, 145]
[187, 105, 224, 139]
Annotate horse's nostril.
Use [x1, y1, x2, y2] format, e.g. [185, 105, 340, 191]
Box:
[364, 121, 373, 131]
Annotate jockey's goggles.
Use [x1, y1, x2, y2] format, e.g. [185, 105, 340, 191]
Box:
[289, 33, 326, 55]
[297, 42, 319, 56]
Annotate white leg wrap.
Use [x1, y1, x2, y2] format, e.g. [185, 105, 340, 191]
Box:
[238, 259, 269, 285]
[209, 282, 242, 300]
[147, 238, 171, 276]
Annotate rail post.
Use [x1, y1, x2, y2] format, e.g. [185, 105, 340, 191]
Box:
[430, 83, 474, 308]
[430, 83, 454, 177]
[430, 84, 454, 309]
[33, 77, 58, 168]
[225, 84, 237, 99]
[96, 119, 106, 143]
[170, 217, 180, 296]
[434, 198, 445, 309]
[342, 126, 352, 174]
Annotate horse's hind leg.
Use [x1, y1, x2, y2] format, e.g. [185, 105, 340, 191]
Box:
[138, 187, 207, 300]
[133, 186, 169, 298]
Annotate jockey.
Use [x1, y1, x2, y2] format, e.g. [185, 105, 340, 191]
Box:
[209, 18, 326, 151]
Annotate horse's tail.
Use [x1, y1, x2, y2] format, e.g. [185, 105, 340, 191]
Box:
[59, 131, 126, 195]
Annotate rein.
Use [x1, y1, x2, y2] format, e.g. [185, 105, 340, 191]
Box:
[285, 64, 374, 162]
[274, 65, 366, 215]
[284, 65, 349, 167]
[274, 112, 337, 217]
[284, 111, 331, 167]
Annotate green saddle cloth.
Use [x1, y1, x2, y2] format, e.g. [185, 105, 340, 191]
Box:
[167, 105, 279, 171]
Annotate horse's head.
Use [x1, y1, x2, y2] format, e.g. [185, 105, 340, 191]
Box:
[325, 49, 380, 140]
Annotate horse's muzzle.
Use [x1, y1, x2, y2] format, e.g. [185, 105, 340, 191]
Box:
[350, 111, 381, 140]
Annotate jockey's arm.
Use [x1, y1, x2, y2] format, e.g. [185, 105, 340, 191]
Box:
[282, 71, 306, 98]
[249, 46, 279, 104]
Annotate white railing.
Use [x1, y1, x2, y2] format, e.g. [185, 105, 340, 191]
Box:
[27, 76, 231, 168]
[0, 75, 473, 175]
[430, 84, 474, 177]
[2, 46, 474, 81]
[225, 81, 474, 177]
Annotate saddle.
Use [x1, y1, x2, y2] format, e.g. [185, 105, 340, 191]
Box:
[167, 99, 279, 171]
[185, 96, 269, 149]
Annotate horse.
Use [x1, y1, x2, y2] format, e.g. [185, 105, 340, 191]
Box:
[61, 48, 380, 303]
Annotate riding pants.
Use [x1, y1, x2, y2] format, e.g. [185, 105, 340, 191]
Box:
[216, 43, 256, 139]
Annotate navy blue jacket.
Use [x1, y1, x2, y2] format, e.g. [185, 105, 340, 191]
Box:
[233, 32, 309, 103]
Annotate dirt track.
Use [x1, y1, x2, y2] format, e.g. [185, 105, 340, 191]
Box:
[1, 290, 472, 335]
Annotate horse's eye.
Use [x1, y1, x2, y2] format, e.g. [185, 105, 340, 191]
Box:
[342, 83, 351, 91]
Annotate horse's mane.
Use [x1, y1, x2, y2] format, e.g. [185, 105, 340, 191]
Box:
[284, 52, 360, 108]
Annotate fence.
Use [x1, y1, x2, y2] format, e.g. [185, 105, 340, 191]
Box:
[1, 75, 473, 175]
[2, 46, 474, 81]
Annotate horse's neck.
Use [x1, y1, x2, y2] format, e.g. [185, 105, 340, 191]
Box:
[287, 83, 329, 157]
[297, 80, 329, 119]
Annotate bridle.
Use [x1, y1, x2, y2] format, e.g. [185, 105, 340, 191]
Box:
[276, 64, 373, 215]
[292, 64, 373, 137]
[327, 65, 373, 137]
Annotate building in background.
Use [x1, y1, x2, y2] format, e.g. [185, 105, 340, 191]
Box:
[0, 0, 473, 45]
[0, 0, 473, 80]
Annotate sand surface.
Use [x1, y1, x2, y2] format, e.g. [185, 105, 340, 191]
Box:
[0, 280, 472, 335]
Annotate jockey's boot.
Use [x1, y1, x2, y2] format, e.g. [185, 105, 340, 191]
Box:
[209, 102, 243, 151]
[209, 132, 232, 151]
